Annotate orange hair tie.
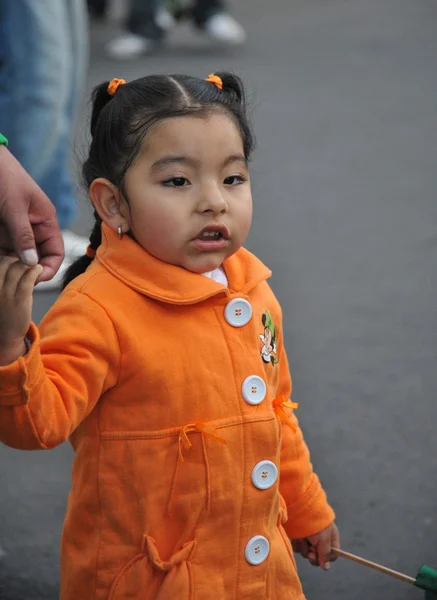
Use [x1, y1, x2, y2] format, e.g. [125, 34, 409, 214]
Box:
[86, 245, 96, 259]
[205, 73, 223, 90]
[107, 78, 126, 96]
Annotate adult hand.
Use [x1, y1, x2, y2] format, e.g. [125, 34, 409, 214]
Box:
[0, 145, 64, 283]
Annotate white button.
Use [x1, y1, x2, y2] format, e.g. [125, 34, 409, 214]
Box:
[224, 298, 252, 327]
[241, 375, 267, 406]
[251, 460, 278, 490]
[245, 535, 270, 565]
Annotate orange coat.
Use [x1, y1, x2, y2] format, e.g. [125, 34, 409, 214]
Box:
[0, 224, 335, 600]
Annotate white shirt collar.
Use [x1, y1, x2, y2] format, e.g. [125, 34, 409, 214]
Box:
[201, 266, 228, 287]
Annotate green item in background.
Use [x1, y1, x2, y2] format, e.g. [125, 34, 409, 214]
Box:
[0, 133, 8, 147]
[334, 548, 437, 598]
[415, 565, 437, 597]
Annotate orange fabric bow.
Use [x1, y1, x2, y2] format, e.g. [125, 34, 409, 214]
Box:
[107, 78, 126, 96]
[205, 74, 223, 90]
[178, 422, 226, 461]
[273, 395, 299, 432]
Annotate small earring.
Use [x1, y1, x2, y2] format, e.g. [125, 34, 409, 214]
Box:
[117, 224, 124, 240]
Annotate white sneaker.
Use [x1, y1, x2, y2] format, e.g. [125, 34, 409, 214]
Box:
[201, 13, 246, 45]
[156, 8, 176, 31]
[34, 259, 72, 292]
[61, 230, 88, 261]
[106, 33, 153, 59]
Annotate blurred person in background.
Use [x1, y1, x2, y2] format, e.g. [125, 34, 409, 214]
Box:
[87, 0, 108, 19]
[0, 0, 89, 291]
[106, 0, 245, 59]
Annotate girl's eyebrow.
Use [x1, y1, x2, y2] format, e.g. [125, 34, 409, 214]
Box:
[151, 156, 189, 172]
[223, 154, 248, 168]
[151, 154, 247, 173]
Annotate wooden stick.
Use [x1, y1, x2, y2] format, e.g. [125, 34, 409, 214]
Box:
[333, 548, 416, 585]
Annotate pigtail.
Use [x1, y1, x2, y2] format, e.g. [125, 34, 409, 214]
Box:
[215, 72, 245, 106]
[89, 81, 114, 138]
[61, 212, 102, 290]
[210, 71, 254, 158]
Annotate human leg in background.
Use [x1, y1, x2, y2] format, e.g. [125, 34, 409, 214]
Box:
[87, 0, 108, 19]
[192, 0, 246, 44]
[39, 0, 89, 236]
[106, 0, 244, 58]
[0, 0, 67, 183]
[0, 0, 90, 291]
[106, 0, 173, 59]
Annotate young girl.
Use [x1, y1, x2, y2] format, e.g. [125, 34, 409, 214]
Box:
[0, 72, 339, 599]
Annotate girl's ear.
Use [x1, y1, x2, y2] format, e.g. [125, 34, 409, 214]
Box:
[90, 178, 129, 232]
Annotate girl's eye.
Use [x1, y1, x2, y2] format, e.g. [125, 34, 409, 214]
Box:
[224, 175, 246, 186]
[163, 177, 189, 187]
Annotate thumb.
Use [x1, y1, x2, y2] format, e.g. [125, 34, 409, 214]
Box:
[6, 214, 38, 265]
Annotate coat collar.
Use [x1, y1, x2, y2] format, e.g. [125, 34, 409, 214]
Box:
[96, 223, 271, 305]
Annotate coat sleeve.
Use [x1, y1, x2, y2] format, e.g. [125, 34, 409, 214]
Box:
[0, 290, 120, 450]
[276, 331, 335, 539]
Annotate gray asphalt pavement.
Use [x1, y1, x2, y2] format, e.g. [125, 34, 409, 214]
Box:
[1, 1, 437, 599]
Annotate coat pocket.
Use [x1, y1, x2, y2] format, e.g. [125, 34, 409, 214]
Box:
[109, 535, 196, 600]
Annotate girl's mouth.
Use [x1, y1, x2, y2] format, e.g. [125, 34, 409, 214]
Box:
[198, 231, 223, 241]
[192, 226, 229, 251]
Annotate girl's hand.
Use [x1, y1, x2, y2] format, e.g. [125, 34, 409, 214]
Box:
[0, 256, 42, 365]
[292, 522, 340, 570]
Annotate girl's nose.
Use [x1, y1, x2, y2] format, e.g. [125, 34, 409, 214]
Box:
[196, 184, 228, 215]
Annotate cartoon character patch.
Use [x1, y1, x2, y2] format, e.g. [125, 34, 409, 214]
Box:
[259, 310, 278, 365]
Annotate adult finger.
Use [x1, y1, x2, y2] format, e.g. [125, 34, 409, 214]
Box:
[0, 150, 38, 264]
[1, 211, 38, 266]
[31, 218, 64, 283]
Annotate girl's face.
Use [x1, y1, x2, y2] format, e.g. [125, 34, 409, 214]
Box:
[121, 112, 252, 273]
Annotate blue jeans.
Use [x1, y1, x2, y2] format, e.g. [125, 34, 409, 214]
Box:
[0, 0, 88, 229]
